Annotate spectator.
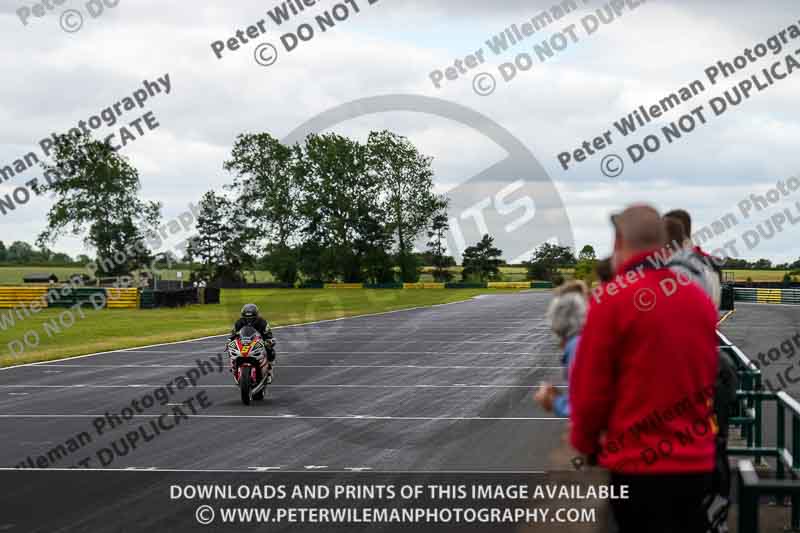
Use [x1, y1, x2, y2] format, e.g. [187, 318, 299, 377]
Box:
[665, 208, 724, 277]
[594, 257, 614, 284]
[664, 212, 721, 308]
[535, 280, 588, 416]
[569, 204, 719, 533]
[665, 212, 737, 531]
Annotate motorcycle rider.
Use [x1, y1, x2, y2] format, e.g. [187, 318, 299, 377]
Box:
[231, 304, 277, 383]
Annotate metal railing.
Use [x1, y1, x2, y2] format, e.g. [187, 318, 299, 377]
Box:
[718, 331, 762, 450]
[718, 331, 800, 532]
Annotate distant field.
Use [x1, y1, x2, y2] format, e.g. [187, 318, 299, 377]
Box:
[419, 266, 529, 282]
[723, 270, 795, 282]
[0, 266, 275, 285]
[0, 265, 794, 285]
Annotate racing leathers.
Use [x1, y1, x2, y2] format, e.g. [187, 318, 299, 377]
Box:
[231, 317, 277, 363]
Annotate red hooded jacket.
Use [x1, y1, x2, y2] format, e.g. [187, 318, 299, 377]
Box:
[569, 250, 719, 474]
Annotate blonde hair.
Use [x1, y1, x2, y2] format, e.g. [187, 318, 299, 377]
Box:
[554, 280, 589, 298]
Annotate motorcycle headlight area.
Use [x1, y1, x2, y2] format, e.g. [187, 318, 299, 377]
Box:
[249, 342, 266, 359]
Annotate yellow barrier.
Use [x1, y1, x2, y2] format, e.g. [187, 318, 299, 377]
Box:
[323, 283, 363, 289]
[487, 282, 532, 289]
[757, 289, 782, 304]
[0, 287, 49, 309]
[105, 288, 140, 309]
[403, 283, 445, 289]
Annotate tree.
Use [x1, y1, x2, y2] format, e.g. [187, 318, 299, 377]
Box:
[578, 245, 596, 262]
[76, 254, 92, 265]
[188, 192, 226, 280]
[50, 252, 73, 264]
[190, 191, 254, 282]
[461, 234, 504, 282]
[36, 133, 161, 276]
[753, 258, 773, 270]
[0, 241, 5, 262]
[224, 133, 303, 284]
[574, 244, 598, 282]
[359, 216, 396, 284]
[367, 131, 439, 283]
[7, 241, 34, 263]
[426, 201, 453, 282]
[155, 251, 179, 267]
[298, 133, 380, 282]
[36, 245, 54, 263]
[526, 242, 576, 281]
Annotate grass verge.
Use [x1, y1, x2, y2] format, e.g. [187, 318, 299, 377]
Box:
[0, 288, 529, 367]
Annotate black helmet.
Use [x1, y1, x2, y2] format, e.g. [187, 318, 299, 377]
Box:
[240, 304, 259, 324]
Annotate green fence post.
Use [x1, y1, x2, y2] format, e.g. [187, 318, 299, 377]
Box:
[778, 402, 785, 479]
[738, 470, 758, 533]
[755, 373, 763, 457]
[755, 393, 763, 454]
[745, 373, 754, 448]
[793, 415, 800, 529]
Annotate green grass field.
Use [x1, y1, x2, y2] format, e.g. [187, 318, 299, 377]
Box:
[0, 288, 523, 367]
[2, 265, 794, 286]
[722, 270, 796, 282]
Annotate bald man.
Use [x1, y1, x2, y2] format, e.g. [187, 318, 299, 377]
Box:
[569, 204, 719, 533]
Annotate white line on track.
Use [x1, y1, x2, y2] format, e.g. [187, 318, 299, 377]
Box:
[0, 414, 566, 421]
[0, 384, 567, 389]
[1, 297, 491, 371]
[31, 364, 565, 370]
[99, 351, 561, 357]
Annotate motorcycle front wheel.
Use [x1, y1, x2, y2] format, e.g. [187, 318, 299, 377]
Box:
[240, 367, 252, 406]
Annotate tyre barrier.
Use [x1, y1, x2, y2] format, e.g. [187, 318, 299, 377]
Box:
[403, 283, 446, 289]
[106, 288, 140, 309]
[47, 288, 108, 309]
[734, 288, 800, 305]
[0, 286, 49, 309]
[487, 282, 534, 289]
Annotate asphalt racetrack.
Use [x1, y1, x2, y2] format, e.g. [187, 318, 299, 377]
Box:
[0, 292, 577, 532]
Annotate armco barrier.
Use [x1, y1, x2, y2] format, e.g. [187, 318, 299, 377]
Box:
[487, 282, 532, 289]
[324, 283, 363, 289]
[0, 286, 49, 309]
[403, 283, 445, 289]
[106, 288, 139, 309]
[735, 288, 800, 305]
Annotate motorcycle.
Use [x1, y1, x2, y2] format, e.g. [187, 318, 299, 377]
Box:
[227, 326, 272, 405]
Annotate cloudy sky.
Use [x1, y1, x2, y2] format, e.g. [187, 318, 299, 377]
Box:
[1, 0, 799, 263]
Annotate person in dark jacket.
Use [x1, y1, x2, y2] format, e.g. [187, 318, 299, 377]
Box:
[231, 304, 277, 381]
[570, 204, 719, 533]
